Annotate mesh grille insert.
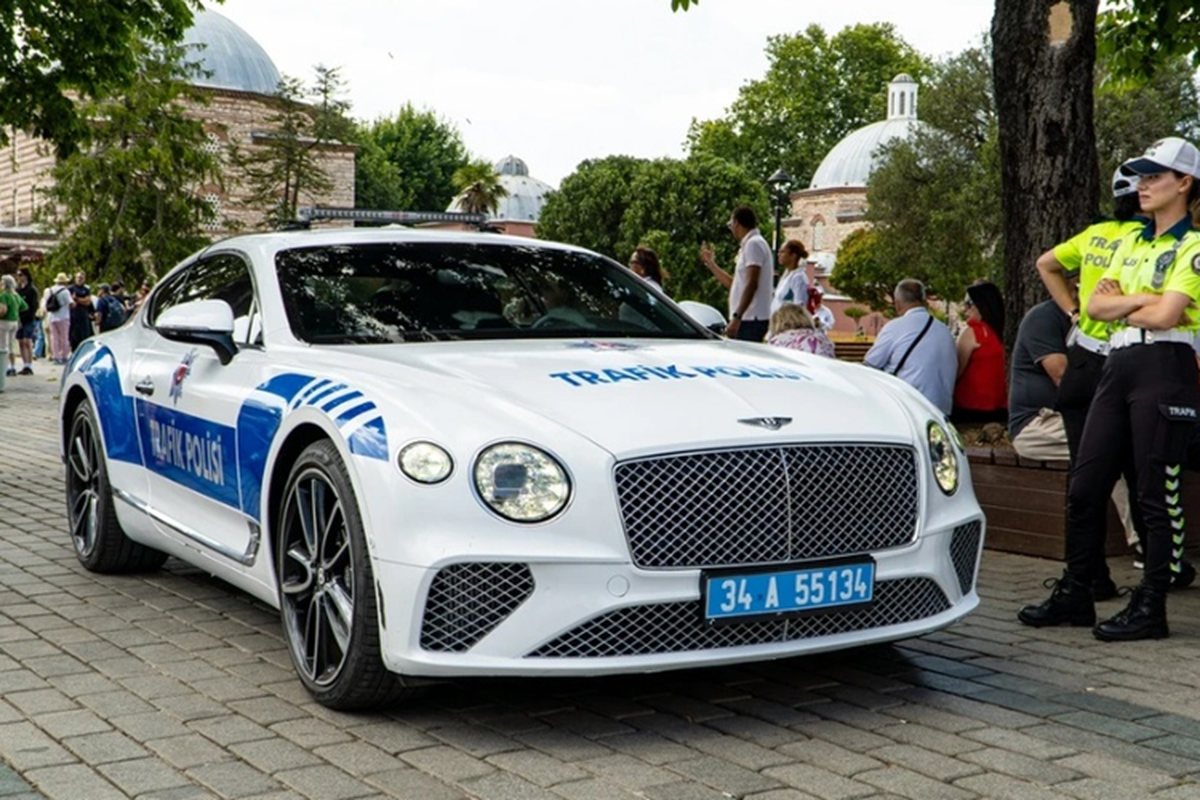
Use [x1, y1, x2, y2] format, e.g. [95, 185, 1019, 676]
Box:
[949, 520, 983, 596]
[615, 444, 920, 569]
[528, 577, 949, 658]
[420, 563, 535, 652]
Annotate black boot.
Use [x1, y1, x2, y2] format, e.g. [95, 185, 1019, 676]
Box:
[1017, 571, 1095, 628]
[1092, 574, 1118, 601]
[1093, 584, 1169, 641]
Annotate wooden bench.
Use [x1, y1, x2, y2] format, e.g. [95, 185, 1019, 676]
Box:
[833, 340, 872, 363]
[969, 447, 1200, 560]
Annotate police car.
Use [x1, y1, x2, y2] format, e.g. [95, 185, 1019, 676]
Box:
[60, 212, 985, 709]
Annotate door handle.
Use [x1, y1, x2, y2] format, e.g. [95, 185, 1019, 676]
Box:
[135, 377, 154, 396]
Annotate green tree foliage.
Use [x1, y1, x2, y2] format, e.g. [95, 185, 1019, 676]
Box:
[538, 155, 769, 308]
[450, 160, 508, 215]
[537, 155, 646, 259]
[829, 229, 894, 313]
[231, 66, 349, 229]
[686, 23, 928, 188]
[0, 0, 205, 157]
[39, 41, 221, 285]
[854, 46, 1200, 311]
[863, 46, 1002, 305]
[354, 104, 469, 212]
[1099, 0, 1200, 77]
[1094, 57, 1200, 211]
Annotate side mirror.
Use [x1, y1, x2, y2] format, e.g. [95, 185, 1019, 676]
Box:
[156, 300, 238, 365]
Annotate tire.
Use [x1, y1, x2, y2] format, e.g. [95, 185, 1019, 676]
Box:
[65, 402, 168, 573]
[276, 440, 405, 710]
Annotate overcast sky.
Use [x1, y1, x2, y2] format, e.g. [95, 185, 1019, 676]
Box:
[213, 0, 994, 188]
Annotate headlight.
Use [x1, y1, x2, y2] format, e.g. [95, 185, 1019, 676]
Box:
[927, 421, 959, 495]
[474, 443, 570, 522]
[947, 420, 965, 452]
[398, 442, 453, 484]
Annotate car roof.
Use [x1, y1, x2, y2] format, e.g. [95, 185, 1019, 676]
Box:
[200, 227, 590, 258]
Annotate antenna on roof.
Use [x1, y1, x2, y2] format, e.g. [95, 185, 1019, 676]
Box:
[293, 206, 490, 228]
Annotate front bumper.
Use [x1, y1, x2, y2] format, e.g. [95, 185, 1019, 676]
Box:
[372, 517, 984, 678]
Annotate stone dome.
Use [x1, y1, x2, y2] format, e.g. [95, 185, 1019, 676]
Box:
[181, 8, 282, 95]
[809, 74, 924, 190]
[449, 156, 555, 221]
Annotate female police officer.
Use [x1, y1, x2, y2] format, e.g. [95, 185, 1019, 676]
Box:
[1019, 137, 1200, 640]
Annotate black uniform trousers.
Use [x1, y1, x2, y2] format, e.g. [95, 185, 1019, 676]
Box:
[1065, 343, 1199, 593]
[1057, 344, 1147, 556]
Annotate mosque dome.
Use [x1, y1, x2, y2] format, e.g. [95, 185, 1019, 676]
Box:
[809, 74, 925, 190]
[449, 156, 555, 221]
[181, 9, 282, 95]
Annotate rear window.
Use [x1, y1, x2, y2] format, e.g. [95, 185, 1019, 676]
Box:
[275, 242, 706, 344]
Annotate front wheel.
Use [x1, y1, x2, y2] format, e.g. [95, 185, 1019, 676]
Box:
[276, 440, 404, 709]
[65, 402, 167, 573]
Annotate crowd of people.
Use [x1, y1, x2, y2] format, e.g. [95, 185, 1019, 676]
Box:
[0, 269, 146, 377]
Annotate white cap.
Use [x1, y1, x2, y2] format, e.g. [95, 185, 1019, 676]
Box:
[1121, 137, 1200, 179]
[1111, 161, 1140, 197]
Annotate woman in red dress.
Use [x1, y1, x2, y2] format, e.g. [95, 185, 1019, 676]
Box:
[953, 281, 1008, 423]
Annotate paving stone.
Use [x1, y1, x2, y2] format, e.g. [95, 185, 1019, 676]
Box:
[96, 758, 192, 796]
[187, 761, 281, 798]
[363, 767, 472, 800]
[61, 731, 148, 764]
[961, 727, 1078, 760]
[458, 770, 562, 800]
[575, 754, 680, 791]
[1051, 752, 1177, 791]
[665, 755, 782, 795]
[147, 734, 231, 770]
[312, 742, 406, 776]
[400, 746, 496, 783]
[855, 765, 977, 799]
[34, 709, 111, 739]
[343, 722, 434, 754]
[516, 730, 614, 763]
[958, 746, 1082, 785]
[596, 733, 697, 766]
[792, 720, 894, 753]
[189, 716, 274, 747]
[486, 749, 589, 787]
[0, 722, 76, 771]
[760, 762, 877, 799]
[776, 738, 884, 776]
[549, 778, 648, 799]
[22, 763, 126, 800]
[274, 764, 375, 799]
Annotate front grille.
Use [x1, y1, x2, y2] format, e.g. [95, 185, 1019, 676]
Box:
[420, 563, 535, 652]
[950, 520, 983, 596]
[527, 577, 948, 658]
[615, 444, 919, 569]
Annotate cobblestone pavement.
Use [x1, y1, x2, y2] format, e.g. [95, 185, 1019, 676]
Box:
[6, 366, 1200, 800]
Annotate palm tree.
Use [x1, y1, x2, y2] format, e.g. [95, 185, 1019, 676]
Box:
[451, 160, 508, 215]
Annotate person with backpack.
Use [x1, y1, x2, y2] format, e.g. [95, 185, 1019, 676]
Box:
[43, 273, 71, 365]
[93, 283, 127, 333]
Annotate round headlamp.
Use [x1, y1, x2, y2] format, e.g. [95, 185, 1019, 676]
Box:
[474, 443, 570, 522]
[397, 442, 453, 484]
[927, 421, 959, 495]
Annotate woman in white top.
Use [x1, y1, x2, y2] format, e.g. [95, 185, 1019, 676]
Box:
[771, 239, 810, 313]
[42, 273, 72, 365]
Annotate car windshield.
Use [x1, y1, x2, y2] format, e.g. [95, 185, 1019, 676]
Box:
[275, 241, 708, 344]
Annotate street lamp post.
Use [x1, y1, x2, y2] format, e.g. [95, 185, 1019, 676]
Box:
[766, 168, 793, 259]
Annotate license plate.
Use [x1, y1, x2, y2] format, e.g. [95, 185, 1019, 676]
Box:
[702, 560, 875, 622]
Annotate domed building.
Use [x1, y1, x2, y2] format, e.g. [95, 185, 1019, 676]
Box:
[447, 155, 554, 238]
[783, 74, 923, 276]
[779, 74, 924, 334]
[0, 7, 355, 261]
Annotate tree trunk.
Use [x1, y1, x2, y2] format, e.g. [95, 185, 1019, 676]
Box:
[992, 0, 1099, 349]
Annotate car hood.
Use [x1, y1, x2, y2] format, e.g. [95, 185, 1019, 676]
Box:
[336, 339, 918, 456]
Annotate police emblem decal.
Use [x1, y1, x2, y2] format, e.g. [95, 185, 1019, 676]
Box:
[169, 350, 197, 405]
[1192, 254, 1200, 275]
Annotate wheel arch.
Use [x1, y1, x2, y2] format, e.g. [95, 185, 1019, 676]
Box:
[61, 383, 94, 457]
[264, 422, 334, 573]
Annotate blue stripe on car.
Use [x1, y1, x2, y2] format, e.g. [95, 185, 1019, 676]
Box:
[136, 399, 240, 509]
[321, 390, 363, 413]
[78, 345, 142, 465]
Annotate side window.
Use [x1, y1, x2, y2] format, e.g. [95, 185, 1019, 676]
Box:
[150, 254, 260, 345]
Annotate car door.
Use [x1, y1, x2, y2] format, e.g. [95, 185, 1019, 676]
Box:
[132, 252, 271, 567]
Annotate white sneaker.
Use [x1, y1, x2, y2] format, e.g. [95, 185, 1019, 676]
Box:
[1133, 543, 1145, 570]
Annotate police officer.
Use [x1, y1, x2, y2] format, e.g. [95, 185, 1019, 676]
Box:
[1033, 163, 1195, 594]
[1020, 136, 1200, 640]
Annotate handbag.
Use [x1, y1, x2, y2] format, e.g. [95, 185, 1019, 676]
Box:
[891, 314, 934, 376]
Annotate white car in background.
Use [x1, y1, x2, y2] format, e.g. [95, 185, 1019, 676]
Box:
[60, 222, 985, 709]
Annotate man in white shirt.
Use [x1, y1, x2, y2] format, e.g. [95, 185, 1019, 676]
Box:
[863, 279, 957, 414]
[700, 205, 773, 341]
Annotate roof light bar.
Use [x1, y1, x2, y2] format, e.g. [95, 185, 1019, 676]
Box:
[295, 206, 488, 226]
